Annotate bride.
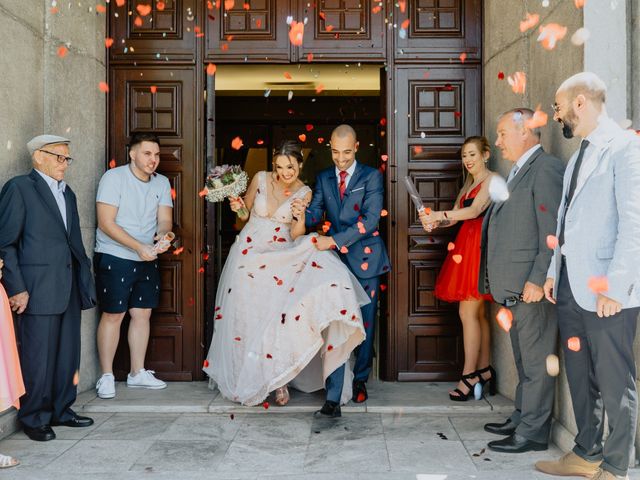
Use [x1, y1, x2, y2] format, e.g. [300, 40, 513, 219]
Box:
[203, 140, 368, 408]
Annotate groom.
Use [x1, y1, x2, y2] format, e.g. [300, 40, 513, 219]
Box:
[300, 124, 390, 417]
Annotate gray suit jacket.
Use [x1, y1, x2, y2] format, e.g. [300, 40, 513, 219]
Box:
[547, 118, 640, 310]
[479, 148, 564, 304]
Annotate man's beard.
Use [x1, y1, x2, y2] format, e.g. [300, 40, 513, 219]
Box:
[562, 122, 574, 139]
[560, 110, 577, 139]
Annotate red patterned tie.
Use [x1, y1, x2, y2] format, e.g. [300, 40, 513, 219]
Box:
[339, 170, 348, 200]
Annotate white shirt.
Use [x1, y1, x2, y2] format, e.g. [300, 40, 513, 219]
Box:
[36, 169, 67, 229]
[508, 144, 541, 183]
[335, 161, 357, 190]
[576, 117, 617, 189]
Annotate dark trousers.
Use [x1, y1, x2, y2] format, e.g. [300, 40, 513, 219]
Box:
[17, 278, 81, 428]
[507, 299, 558, 443]
[325, 274, 381, 403]
[557, 263, 638, 476]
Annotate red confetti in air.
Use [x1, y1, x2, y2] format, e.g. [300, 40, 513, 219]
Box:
[149, 85, 158, 94]
[206, 63, 217, 76]
[361, 262, 369, 271]
[198, 267, 205, 273]
[380, 209, 388, 217]
[567, 337, 581, 352]
[215, 313, 222, 320]
[57, 46, 68, 58]
[298, 134, 306, 142]
[243, 2, 250, 10]
[134, 16, 143, 27]
[98, 81, 109, 93]
[380, 284, 387, 292]
[340, 309, 347, 315]
[325, 25, 334, 32]
[496, 308, 513, 332]
[357, 222, 366, 234]
[401, 19, 410, 29]
[136, 4, 152, 16]
[317, 137, 324, 144]
[454, 111, 462, 118]
[373, 231, 379, 236]
[380, 154, 388, 162]
[157, 1, 166, 11]
[199, 187, 208, 197]
[266, 354, 272, 359]
[574, 0, 586, 7]
[327, 345, 334, 351]
[203, 360, 210, 367]
[414, 146, 423, 154]
[105, 37, 114, 48]
[538, 204, 548, 212]
[50, 6, 59, 13]
[588, 276, 609, 294]
[354, 204, 360, 212]
[203, 253, 210, 261]
[519, 12, 540, 32]
[508, 72, 527, 95]
[311, 261, 322, 269]
[525, 106, 549, 129]
[399, 0, 406, 13]
[498, 71, 505, 80]
[96, 5, 106, 13]
[173, 246, 184, 255]
[295, 315, 300, 321]
[311, 237, 318, 244]
[283, 71, 292, 79]
[246, 236, 252, 243]
[452, 254, 462, 264]
[305, 124, 314, 132]
[537, 23, 568, 50]
[224, 0, 235, 9]
[274, 276, 283, 286]
[109, 159, 116, 169]
[315, 84, 325, 94]
[459, 52, 467, 63]
[356, 392, 366, 402]
[364, 246, 372, 254]
[340, 246, 349, 254]
[307, 53, 314, 62]
[262, 401, 270, 409]
[372, 5, 381, 14]
[288, 21, 304, 46]
[241, 249, 248, 255]
[256, 139, 264, 145]
[546, 235, 558, 249]
[116, 0, 125, 5]
[447, 242, 455, 251]
[234, 336, 241, 341]
[231, 136, 243, 150]
[322, 221, 331, 233]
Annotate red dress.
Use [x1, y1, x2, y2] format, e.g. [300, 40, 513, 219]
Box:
[434, 182, 493, 303]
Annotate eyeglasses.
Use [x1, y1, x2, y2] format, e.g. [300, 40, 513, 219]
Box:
[39, 149, 74, 165]
[551, 103, 561, 114]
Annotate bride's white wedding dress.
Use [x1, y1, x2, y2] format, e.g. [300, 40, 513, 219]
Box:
[203, 171, 368, 406]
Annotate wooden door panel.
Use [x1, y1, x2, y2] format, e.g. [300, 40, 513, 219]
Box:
[206, 0, 290, 62]
[297, 0, 385, 61]
[108, 66, 200, 381]
[394, 0, 481, 62]
[390, 64, 481, 380]
[108, 0, 197, 63]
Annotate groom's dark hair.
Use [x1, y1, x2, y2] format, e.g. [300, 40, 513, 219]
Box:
[273, 140, 304, 164]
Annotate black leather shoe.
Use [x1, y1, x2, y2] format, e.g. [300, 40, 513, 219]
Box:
[352, 380, 368, 403]
[314, 401, 341, 418]
[23, 425, 56, 442]
[487, 433, 547, 453]
[484, 418, 517, 436]
[51, 414, 94, 428]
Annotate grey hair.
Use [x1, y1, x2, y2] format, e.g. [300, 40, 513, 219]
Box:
[557, 71, 607, 105]
[498, 108, 541, 139]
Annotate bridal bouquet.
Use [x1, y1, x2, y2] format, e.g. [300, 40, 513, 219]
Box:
[203, 165, 249, 217]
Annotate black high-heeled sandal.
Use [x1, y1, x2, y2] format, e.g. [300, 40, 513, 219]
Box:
[449, 372, 480, 402]
[477, 365, 496, 396]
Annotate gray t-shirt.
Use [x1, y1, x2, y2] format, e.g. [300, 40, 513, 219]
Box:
[95, 165, 173, 261]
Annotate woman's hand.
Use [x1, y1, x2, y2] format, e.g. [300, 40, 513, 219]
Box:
[418, 210, 440, 232]
[229, 196, 246, 213]
[290, 198, 307, 220]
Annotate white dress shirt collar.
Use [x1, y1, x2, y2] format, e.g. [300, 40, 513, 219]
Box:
[514, 144, 542, 171]
[35, 168, 66, 193]
[335, 160, 357, 180]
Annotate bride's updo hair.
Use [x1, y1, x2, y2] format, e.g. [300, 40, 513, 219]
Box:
[273, 140, 304, 165]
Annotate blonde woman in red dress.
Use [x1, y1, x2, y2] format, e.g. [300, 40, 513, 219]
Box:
[0, 258, 25, 468]
[419, 136, 497, 401]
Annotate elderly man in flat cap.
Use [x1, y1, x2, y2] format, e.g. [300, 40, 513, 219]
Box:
[0, 135, 96, 442]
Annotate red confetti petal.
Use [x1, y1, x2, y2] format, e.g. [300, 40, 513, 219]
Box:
[546, 235, 558, 250]
[452, 254, 462, 264]
[447, 242, 455, 251]
[246, 236, 252, 243]
[298, 134, 306, 142]
[203, 360, 210, 367]
[109, 159, 116, 169]
[266, 354, 272, 359]
[311, 237, 318, 244]
[588, 276, 609, 294]
[136, 3, 152, 16]
[327, 345, 334, 351]
[364, 246, 372, 254]
[361, 262, 369, 271]
[198, 267, 205, 273]
[340, 309, 347, 315]
[234, 337, 241, 341]
[340, 246, 349, 254]
[231, 136, 243, 150]
[459, 52, 467, 63]
[307, 53, 314, 62]
[199, 187, 208, 197]
[206, 63, 217, 76]
[498, 71, 505, 80]
[567, 337, 581, 352]
[98, 81, 109, 93]
[284, 71, 292, 79]
[173, 246, 184, 255]
[295, 315, 300, 321]
[496, 308, 513, 332]
[157, 1, 166, 11]
[262, 401, 270, 409]
[104, 37, 114, 48]
[242, 249, 248, 255]
[317, 137, 324, 144]
[305, 124, 314, 132]
[380, 209, 388, 217]
[134, 16, 143, 27]
[356, 392, 366, 403]
[380, 284, 387, 291]
[57, 46, 68, 58]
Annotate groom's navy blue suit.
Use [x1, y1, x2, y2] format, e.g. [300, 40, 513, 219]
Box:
[306, 162, 390, 402]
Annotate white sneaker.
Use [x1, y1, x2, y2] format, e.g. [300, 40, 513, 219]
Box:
[126, 369, 167, 390]
[96, 373, 116, 399]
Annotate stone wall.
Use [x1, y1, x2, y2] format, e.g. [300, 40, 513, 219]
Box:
[0, 0, 105, 437]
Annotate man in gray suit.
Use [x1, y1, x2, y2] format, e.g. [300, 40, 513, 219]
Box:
[536, 73, 640, 480]
[479, 108, 564, 453]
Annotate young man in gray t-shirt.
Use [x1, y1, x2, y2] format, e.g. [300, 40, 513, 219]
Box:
[94, 132, 173, 399]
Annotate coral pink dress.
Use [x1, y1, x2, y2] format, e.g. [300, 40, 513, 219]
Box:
[434, 182, 493, 303]
[0, 283, 25, 411]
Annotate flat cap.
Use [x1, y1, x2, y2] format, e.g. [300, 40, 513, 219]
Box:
[27, 134, 70, 156]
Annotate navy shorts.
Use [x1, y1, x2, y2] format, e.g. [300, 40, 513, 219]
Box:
[94, 252, 161, 313]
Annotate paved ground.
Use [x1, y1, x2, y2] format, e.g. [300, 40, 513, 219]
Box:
[1, 382, 639, 479]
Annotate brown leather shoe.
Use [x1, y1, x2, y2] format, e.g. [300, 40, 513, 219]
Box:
[589, 468, 628, 480]
[535, 452, 601, 477]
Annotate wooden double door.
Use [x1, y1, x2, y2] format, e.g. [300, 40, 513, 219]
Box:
[106, 0, 482, 381]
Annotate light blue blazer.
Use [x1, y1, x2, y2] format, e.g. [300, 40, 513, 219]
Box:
[547, 117, 640, 311]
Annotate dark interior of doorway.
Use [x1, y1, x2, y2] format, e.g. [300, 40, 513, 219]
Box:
[204, 93, 384, 352]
